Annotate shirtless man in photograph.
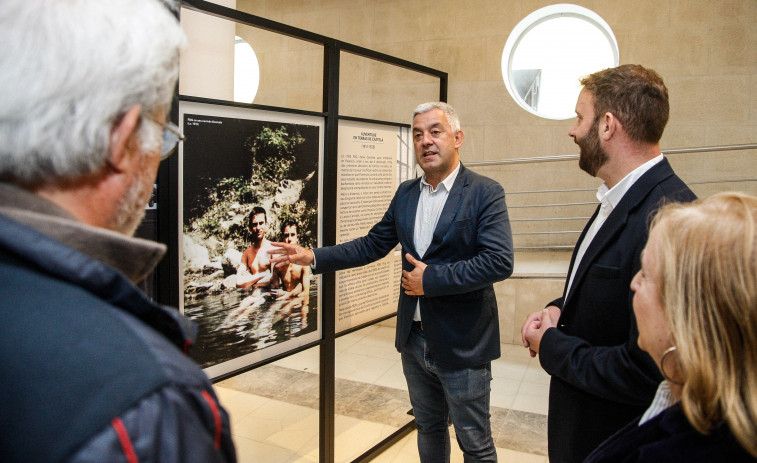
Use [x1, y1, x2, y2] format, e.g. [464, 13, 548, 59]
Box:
[236, 206, 275, 288]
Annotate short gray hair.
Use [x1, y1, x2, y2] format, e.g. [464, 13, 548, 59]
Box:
[412, 102, 461, 133]
[0, 0, 186, 184]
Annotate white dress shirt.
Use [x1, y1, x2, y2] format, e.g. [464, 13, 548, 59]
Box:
[412, 162, 461, 321]
[639, 380, 677, 425]
[564, 155, 664, 300]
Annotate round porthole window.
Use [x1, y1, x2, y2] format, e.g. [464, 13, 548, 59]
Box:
[501, 4, 618, 120]
[233, 36, 260, 104]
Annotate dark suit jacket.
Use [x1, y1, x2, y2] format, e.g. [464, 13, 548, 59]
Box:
[584, 404, 756, 462]
[313, 163, 513, 369]
[539, 158, 696, 463]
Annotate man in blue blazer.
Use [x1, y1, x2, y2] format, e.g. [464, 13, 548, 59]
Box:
[521, 65, 696, 463]
[271, 102, 513, 462]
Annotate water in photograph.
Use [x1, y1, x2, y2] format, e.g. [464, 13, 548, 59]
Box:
[184, 285, 317, 368]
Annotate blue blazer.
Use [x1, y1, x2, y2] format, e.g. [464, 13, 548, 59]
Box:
[313, 163, 513, 368]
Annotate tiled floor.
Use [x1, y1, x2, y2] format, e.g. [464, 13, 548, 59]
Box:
[215, 324, 549, 462]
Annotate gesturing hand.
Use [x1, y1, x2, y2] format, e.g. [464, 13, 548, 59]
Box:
[269, 242, 314, 268]
[402, 253, 427, 296]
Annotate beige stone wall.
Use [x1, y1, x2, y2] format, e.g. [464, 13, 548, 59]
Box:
[230, 0, 756, 151]
[224, 0, 757, 244]
[495, 277, 566, 345]
[184, 0, 757, 343]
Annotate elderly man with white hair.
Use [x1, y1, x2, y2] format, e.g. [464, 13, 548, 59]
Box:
[0, 1, 236, 462]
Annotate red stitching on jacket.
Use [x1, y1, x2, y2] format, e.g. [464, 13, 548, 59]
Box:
[111, 417, 139, 463]
[201, 390, 222, 449]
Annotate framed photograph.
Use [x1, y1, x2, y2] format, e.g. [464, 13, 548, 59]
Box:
[178, 100, 323, 379]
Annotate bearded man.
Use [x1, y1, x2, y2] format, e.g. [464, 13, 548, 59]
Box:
[521, 64, 696, 463]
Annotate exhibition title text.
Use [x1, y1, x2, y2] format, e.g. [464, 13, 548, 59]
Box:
[353, 131, 384, 143]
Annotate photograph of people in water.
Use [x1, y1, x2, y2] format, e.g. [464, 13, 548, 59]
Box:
[181, 107, 320, 370]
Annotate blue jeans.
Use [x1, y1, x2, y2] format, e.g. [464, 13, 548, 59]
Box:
[401, 324, 497, 462]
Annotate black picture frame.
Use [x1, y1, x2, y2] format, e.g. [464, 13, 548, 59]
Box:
[178, 99, 324, 379]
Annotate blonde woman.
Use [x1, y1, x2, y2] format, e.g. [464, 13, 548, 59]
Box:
[585, 192, 757, 462]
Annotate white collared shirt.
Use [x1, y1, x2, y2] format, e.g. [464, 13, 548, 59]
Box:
[412, 162, 461, 321]
[564, 155, 664, 299]
[639, 381, 678, 425]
